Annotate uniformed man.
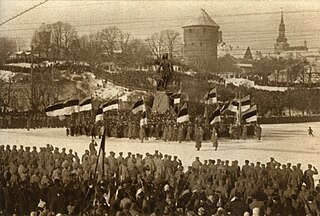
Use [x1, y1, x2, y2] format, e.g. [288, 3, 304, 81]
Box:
[211, 127, 218, 151]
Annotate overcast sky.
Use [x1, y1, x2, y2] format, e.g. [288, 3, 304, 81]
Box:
[1, 0, 320, 54]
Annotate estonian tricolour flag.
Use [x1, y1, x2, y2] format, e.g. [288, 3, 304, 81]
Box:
[228, 99, 239, 113]
[79, 97, 92, 112]
[242, 105, 257, 123]
[220, 101, 230, 114]
[209, 106, 221, 125]
[177, 102, 189, 123]
[61, 99, 79, 115]
[132, 98, 145, 114]
[240, 95, 251, 112]
[205, 88, 217, 105]
[102, 98, 119, 112]
[45, 101, 64, 117]
[95, 107, 103, 122]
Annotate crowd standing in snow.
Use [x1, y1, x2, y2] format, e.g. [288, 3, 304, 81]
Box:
[0, 143, 319, 216]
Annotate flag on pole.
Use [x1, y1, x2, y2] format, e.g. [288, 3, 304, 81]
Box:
[220, 101, 230, 114]
[205, 88, 217, 104]
[240, 95, 251, 112]
[102, 97, 119, 112]
[95, 107, 103, 122]
[177, 102, 189, 123]
[228, 99, 239, 112]
[171, 90, 181, 113]
[209, 106, 221, 124]
[45, 101, 64, 117]
[132, 98, 145, 114]
[172, 90, 181, 106]
[98, 126, 106, 180]
[61, 99, 79, 115]
[242, 105, 257, 123]
[140, 111, 147, 127]
[79, 97, 92, 112]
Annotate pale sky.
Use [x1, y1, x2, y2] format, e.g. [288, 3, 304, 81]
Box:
[1, 0, 320, 54]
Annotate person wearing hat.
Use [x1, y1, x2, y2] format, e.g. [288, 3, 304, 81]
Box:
[117, 152, 124, 164]
[305, 164, 318, 190]
[194, 125, 204, 151]
[211, 126, 218, 151]
[89, 139, 97, 155]
[108, 151, 118, 173]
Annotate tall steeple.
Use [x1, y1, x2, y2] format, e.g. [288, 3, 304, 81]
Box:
[276, 11, 287, 43]
[274, 10, 289, 53]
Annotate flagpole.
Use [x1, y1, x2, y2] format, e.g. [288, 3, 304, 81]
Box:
[238, 92, 242, 126]
[143, 96, 147, 126]
[102, 125, 106, 180]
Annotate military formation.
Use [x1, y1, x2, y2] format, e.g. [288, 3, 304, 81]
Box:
[0, 143, 319, 215]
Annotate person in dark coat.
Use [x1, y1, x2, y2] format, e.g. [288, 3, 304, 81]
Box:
[225, 192, 248, 216]
[16, 181, 30, 215]
[195, 125, 204, 151]
[211, 127, 218, 151]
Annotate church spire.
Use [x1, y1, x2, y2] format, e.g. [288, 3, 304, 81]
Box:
[274, 10, 289, 53]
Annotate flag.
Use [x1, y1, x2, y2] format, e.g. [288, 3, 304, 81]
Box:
[171, 90, 181, 113]
[220, 101, 230, 114]
[205, 88, 217, 104]
[140, 111, 147, 127]
[95, 108, 103, 122]
[172, 90, 181, 106]
[240, 95, 251, 112]
[242, 105, 257, 123]
[98, 126, 106, 179]
[61, 99, 79, 115]
[209, 106, 221, 124]
[132, 98, 145, 114]
[79, 97, 92, 112]
[45, 101, 64, 117]
[177, 102, 189, 123]
[102, 97, 119, 112]
[228, 99, 239, 112]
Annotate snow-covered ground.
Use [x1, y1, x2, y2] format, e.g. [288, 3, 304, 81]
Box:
[0, 70, 15, 82]
[1, 122, 320, 180]
[66, 72, 145, 101]
[225, 78, 288, 92]
[6, 63, 32, 68]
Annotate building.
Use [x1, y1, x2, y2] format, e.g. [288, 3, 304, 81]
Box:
[182, 9, 222, 72]
[274, 11, 308, 54]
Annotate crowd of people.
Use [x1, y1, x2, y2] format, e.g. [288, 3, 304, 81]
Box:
[0, 142, 319, 216]
[0, 112, 65, 129]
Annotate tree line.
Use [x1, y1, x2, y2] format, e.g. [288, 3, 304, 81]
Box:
[30, 21, 182, 68]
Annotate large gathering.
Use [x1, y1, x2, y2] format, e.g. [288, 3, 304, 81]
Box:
[0, 142, 319, 216]
[2, 1, 320, 216]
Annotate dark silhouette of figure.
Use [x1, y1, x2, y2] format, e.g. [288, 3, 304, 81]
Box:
[157, 53, 173, 91]
[308, 127, 314, 137]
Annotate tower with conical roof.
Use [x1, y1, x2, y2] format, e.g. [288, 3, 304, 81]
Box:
[274, 11, 289, 53]
[182, 9, 221, 72]
[244, 47, 253, 59]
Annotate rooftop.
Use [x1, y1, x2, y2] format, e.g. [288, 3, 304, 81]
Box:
[183, 9, 219, 28]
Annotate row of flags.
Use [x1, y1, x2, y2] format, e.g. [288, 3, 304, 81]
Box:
[45, 87, 257, 126]
[45, 97, 92, 117]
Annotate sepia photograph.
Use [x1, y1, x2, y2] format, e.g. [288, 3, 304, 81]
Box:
[0, 0, 320, 215]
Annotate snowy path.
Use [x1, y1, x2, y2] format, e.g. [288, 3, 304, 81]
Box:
[1, 122, 320, 180]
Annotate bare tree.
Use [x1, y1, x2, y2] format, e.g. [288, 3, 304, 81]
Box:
[146, 32, 166, 61]
[31, 22, 78, 60]
[161, 29, 180, 60]
[100, 26, 120, 61]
